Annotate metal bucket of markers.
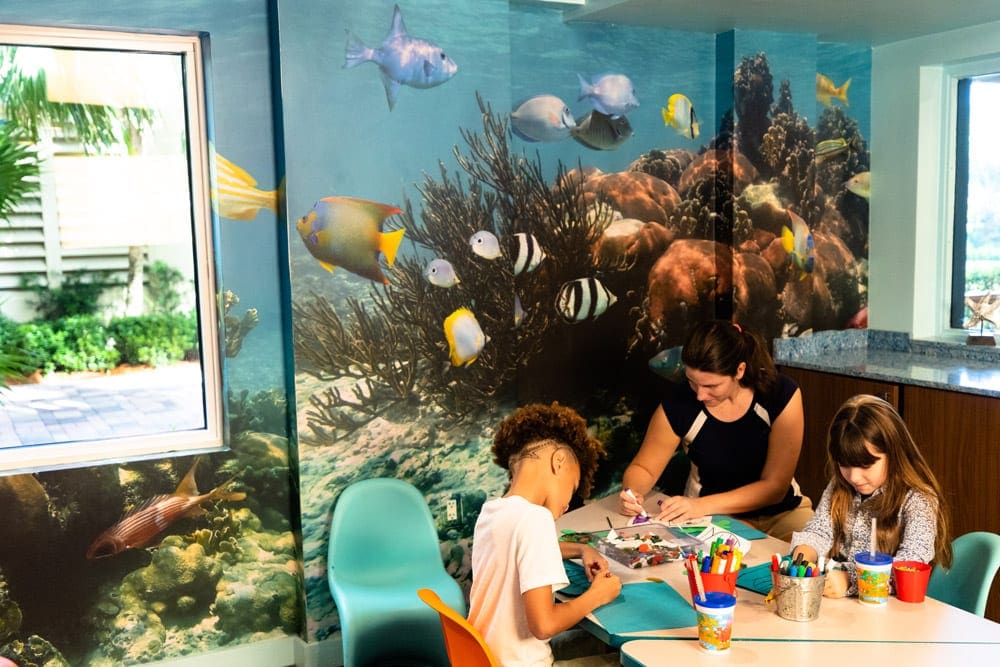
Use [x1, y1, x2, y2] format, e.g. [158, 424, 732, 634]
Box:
[771, 571, 825, 621]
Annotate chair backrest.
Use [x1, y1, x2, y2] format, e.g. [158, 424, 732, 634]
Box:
[926, 531, 1000, 617]
[329, 477, 445, 584]
[418, 588, 498, 667]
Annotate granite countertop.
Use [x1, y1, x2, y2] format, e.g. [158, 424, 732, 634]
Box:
[772, 330, 1000, 399]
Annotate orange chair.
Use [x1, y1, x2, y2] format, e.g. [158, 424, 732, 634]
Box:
[418, 588, 499, 667]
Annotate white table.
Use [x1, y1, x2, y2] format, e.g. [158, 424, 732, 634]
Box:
[557, 492, 1000, 646]
[619, 639, 1000, 666]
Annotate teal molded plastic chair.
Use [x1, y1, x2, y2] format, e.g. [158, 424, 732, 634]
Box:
[328, 477, 466, 667]
[926, 531, 1000, 617]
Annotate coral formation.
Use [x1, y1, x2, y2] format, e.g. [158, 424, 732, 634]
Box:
[222, 290, 260, 358]
[733, 52, 775, 174]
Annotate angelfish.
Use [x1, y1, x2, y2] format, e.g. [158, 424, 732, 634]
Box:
[86, 457, 246, 559]
[344, 4, 458, 110]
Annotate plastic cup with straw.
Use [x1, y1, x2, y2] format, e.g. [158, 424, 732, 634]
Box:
[855, 516, 892, 604]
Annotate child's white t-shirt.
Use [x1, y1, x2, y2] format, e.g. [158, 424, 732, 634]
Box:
[469, 495, 570, 666]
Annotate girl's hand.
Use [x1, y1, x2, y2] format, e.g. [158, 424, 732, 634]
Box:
[823, 570, 849, 598]
[579, 545, 607, 581]
[587, 565, 622, 606]
[619, 488, 645, 516]
[654, 495, 702, 524]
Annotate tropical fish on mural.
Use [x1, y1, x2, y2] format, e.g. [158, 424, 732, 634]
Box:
[513, 232, 546, 275]
[845, 171, 870, 200]
[86, 457, 246, 559]
[648, 345, 685, 382]
[343, 4, 458, 110]
[211, 148, 280, 221]
[443, 307, 488, 366]
[781, 210, 816, 279]
[470, 230, 502, 260]
[814, 137, 851, 164]
[816, 73, 850, 107]
[577, 73, 639, 117]
[661, 93, 700, 139]
[555, 277, 617, 323]
[510, 95, 576, 142]
[425, 258, 460, 287]
[297, 196, 405, 285]
[571, 109, 633, 151]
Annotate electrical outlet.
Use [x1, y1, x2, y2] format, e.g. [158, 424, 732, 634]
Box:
[446, 498, 459, 522]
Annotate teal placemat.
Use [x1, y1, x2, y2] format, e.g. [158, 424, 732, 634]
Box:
[710, 516, 768, 540]
[736, 562, 774, 594]
[591, 581, 696, 635]
[561, 561, 592, 597]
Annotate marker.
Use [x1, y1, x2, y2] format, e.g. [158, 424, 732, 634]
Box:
[623, 488, 649, 522]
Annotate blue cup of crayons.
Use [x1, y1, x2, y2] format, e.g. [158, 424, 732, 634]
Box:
[770, 554, 825, 621]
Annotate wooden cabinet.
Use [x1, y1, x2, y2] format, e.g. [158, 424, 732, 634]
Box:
[780, 366, 1000, 622]
[780, 366, 899, 509]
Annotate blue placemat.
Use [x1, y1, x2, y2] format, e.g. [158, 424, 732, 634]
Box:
[736, 562, 774, 594]
[591, 581, 697, 635]
[561, 561, 592, 597]
[710, 516, 768, 540]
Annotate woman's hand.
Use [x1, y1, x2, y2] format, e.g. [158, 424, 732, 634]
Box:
[823, 569, 849, 598]
[619, 488, 646, 516]
[579, 545, 607, 581]
[653, 495, 703, 523]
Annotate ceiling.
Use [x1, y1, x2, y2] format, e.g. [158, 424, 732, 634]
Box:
[557, 0, 1000, 46]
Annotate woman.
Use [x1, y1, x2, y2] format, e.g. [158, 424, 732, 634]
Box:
[620, 320, 813, 540]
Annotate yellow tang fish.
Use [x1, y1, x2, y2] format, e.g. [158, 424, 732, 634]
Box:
[816, 73, 850, 108]
[662, 93, 700, 139]
[443, 307, 488, 367]
[845, 171, 870, 200]
[296, 196, 405, 285]
[211, 147, 281, 221]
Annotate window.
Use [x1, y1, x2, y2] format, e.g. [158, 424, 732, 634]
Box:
[952, 74, 1000, 333]
[0, 24, 222, 473]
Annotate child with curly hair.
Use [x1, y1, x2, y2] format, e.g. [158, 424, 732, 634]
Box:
[468, 402, 621, 666]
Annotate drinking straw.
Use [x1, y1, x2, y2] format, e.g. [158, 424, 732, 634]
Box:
[870, 517, 877, 558]
[687, 558, 707, 602]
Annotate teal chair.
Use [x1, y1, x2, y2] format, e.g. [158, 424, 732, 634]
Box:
[328, 477, 465, 666]
[926, 531, 1000, 617]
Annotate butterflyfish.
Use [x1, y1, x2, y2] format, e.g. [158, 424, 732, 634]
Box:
[845, 171, 870, 200]
[781, 210, 815, 279]
[816, 73, 850, 108]
[555, 277, 617, 323]
[296, 196, 406, 285]
[86, 457, 246, 559]
[513, 232, 546, 275]
[578, 73, 639, 117]
[470, 230, 502, 260]
[511, 95, 576, 143]
[425, 258, 460, 287]
[661, 93, 700, 139]
[443, 307, 488, 367]
[343, 4, 457, 111]
[211, 148, 280, 221]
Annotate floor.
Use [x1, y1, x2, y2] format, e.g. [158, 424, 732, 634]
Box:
[0, 362, 206, 448]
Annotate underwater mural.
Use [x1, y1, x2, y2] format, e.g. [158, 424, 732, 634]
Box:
[282, 0, 870, 647]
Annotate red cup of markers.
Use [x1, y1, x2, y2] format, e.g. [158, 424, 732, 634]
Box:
[892, 560, 932, 603]
[687, 568, 738, 605]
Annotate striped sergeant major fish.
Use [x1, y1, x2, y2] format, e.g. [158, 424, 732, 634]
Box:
[555, 277, 617, 323]
[86, 457, 246, 559]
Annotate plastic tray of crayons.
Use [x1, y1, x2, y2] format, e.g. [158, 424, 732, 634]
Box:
[597, 523, 704, 568]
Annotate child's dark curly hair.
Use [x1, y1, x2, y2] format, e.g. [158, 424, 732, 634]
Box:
[492, 402, 606, 498]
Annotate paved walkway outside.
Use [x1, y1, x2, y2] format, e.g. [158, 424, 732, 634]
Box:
[0, 363, 206, 448]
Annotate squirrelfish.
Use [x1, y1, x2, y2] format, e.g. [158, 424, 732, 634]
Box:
[816, 73, 850, 108]
[443, 307, 488, 367]
[86, 457, 245, 559]
[571, 109, 633, 151]
[781, 210, 815, 279]
[511, 95, 576, 143]
[661, 93, 700, 139]
[297, 196, 405, 285]
[578, 73, 639, 117]
[211, 148, 280, 221]
[343, 4, 457, 110]
[844, 171, 870, 200]
[555, 277, 617, 323]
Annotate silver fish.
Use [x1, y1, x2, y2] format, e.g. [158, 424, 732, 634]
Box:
[343, 4, 457, 110]
[511, 95, 576, 142]
[555, 277, 617, 323]
[577, 73, 638, 117]
[470, 230, 501, 260]
[571, 110, 633, 151]
[424, 258, 460, 287]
